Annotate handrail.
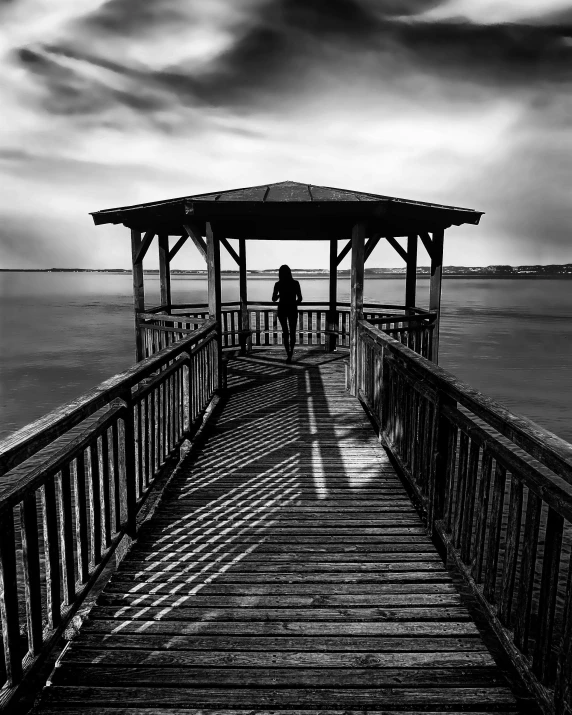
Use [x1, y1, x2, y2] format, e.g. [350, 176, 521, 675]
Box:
[0, 321, 217, 479]
[357, 318, 572, 714]
[138, 304, 435, 358]
[0, 320, 219, 709]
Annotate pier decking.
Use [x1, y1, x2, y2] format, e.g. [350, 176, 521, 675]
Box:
[34, 350, 519, 713]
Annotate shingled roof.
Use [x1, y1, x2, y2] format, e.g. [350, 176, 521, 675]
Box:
[91, 180, 483, 239]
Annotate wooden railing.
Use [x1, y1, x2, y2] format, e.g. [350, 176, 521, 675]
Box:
[0, 321, 219, 709]
[138, 302, 436, 358]
[357, 318, 572, 715]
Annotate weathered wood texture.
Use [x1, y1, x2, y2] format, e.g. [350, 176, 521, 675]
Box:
[34, 351, 518, 713]
[0, 323, 219, 710]
[358, 318, 572, 715]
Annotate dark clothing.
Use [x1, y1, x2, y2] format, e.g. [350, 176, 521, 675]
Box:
[272, 279, 302, 354]
[272, 279, 302, 317]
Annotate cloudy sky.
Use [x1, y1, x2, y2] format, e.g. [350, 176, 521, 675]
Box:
[0, 0, 570, 271]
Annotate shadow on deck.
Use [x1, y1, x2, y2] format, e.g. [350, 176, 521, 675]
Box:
[34, 349, 524, 713]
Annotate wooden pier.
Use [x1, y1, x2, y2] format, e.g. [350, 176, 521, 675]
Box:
[2, 181, 572, 714]
[34, 350, 519, 713]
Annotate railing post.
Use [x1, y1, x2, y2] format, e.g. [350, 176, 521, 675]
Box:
[349, 222, 365, 396]
[429, 394, 456, 537]
[328, 238, 337, 352]
[131, 230, 145, 362]
[239, 239, 250, 355]
[207, 223, 223, 391]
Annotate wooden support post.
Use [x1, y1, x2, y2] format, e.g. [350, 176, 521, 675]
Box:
[131, 229, 145, 362]
[328, 239, 337, 352]
[207, 223, 223, 390]
[405, 234, 418, 312]
[239, 239, 249, 355]
[349, 222, 365, 396]
[158, 233, 171, 310]
[429, 229, 444, 363]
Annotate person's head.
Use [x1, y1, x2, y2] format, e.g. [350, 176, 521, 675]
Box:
[279, 264, 293, 282]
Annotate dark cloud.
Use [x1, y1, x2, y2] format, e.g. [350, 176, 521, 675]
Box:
[12, 0, 572, 119]
[83, 0, 186, 35]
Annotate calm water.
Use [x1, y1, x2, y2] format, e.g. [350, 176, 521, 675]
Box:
[1, 273, 571, 443]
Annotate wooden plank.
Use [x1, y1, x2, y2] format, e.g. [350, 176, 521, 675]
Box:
[220, 237, 240, 265]
[168, 233, 187, 261]
[39, 686, 518, 709]
[385, 236, 407, 263]
[183, 222, 207, 261]
[134, 231, 155, 264]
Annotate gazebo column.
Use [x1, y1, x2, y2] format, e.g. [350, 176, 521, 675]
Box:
[239, 239, 250, 355]
[158, 233, 171, 310]
[349, 221, 365, 396]
[131, 230, 145, 362]
[327, 239, 337, 352]
[405, 234, 418, 313]
[206, 222, 223, 390]
[429, 229, 444, 363]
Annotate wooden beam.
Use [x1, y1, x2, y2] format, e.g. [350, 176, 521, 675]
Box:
[183, 222, 207, 262]
[130, 230, 145, 362]
[328, 239, 338, 352]
[405, 234, 418, 310]
[419, 231, 434, 260]
[207, 222, 222, 389]
[386, 236, 408, 263]
[220, 237, 240, 266]
[158, 233, 171, 310]
[239, 239, 249, 355]
[429, 229, 444, 364]
[168, 234, 187, 262]
[349, 221, 365, 396]
[336, 239, 352, 266]
[364, 233, 381, 262]
[134, 231, 155, 264]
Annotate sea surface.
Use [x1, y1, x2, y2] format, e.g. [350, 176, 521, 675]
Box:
[1, 272, 572, 445]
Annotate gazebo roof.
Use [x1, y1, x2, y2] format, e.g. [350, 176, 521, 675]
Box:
[91, 180, 483, 239]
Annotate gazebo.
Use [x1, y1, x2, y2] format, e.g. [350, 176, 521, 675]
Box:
[91, 180, 482, 394]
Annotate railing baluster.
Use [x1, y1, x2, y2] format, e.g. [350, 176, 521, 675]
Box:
[88, 442, 102, 565]
[59, 464, 76, 605]
[111, 420, 121, 534]
[514, 491, 541, 652]
[42, 476, 61, 628]
[74, 452, 89, 584]
[483, 462, 507, 603]
[472, 448, 493, 581]
[534, 507, 564, 683]
[101, 431, 111, 548]
[499, 476, 523, 627]
[460, 441, 480, 563]
[0, 508, 23, 685]
[20, 495, 43, 655]
[452, 430, 469, 547]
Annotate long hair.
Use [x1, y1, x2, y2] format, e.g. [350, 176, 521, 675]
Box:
[279, 264, 293, 282]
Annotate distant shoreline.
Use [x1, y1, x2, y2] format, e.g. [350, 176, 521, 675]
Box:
[2, 269, 572, 280]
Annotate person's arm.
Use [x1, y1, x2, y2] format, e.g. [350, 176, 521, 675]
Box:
[295, 281, 302, 305]
[272, 282, 280, 302]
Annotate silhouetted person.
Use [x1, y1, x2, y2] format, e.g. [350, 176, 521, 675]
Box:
[272, 265, 302, 363]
